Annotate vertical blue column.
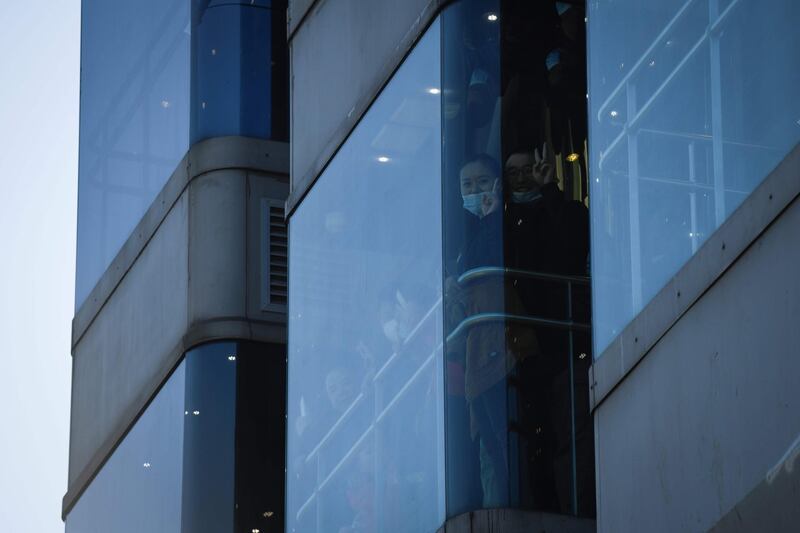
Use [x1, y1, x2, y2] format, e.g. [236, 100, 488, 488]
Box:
[191, 0, 288, 143]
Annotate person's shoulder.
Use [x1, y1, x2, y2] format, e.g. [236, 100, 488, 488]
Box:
[559, 198, 589, 227]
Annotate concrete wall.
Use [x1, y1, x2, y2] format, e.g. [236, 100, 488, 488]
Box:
[593, 186, 800, 530]
[64, 137, 288, 516]
[287, 0, 442, 212]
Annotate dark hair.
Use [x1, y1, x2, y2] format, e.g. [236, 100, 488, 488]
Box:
[460, 153, 501, 178]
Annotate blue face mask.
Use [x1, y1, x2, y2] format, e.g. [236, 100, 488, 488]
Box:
[462, 193, 484, 217]
[511, 189, 542, 204]
[463, 191, 500, 218]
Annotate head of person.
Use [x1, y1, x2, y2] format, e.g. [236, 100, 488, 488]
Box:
[504, 147, 553, 203]
[325, 368, 356, 413]
[460, 154, 501, 218]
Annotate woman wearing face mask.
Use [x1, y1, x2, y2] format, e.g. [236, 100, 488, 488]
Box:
[446, 154, 539, 508]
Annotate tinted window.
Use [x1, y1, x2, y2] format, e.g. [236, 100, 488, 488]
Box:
[286, 20, 445, 533]
[588, 0, 800, 354]
[76, 0, 191, 307]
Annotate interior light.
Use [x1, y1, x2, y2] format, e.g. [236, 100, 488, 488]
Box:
[228, 355, 236, 361]
[487, 13, 498, 21]
[648, 59, 656, 67]
[579, 353, 587, 360]
[252, 529, 260, 533]
[377, 156, 390, 163]
[610, 110, 619, 118]
[566, 153, 580, 162]
[263, 511, 274, 518]
[193, 410, 200, 416]
[143, 462, 151, 468]
[427, 87, 441, 95]
[160, 100, 170, 109]
[184, 410, 189, 415]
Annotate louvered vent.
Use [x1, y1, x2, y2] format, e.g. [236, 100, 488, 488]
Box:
[263, 200, 288, 309]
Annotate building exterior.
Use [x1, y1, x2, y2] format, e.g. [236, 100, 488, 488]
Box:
[64, 1, 800, 533]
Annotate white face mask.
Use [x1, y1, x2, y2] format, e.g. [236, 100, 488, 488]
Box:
[382, 319, 401, 345]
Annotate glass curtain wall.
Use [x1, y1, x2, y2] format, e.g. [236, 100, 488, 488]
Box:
[65, 341, 286, 533]
[286, 0, 595, 529]
[286, 21, 445, 533]
[191, 0, 289, 142]
[76, 0, 191, 307]
[588, 0, 800, 354]
[441, 0, 594, 519]
[76, 0, 289, 309]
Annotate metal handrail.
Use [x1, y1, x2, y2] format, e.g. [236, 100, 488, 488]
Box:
[597, 0, 742, 168]
[457, 266, 590, 286]
[446, 312, 590, 344]
[302, 297, 443, 464]
[595, 0, 700, 121]
[296, 268, 592, 521]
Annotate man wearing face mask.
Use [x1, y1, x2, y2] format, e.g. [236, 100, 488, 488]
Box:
[504, 143, 592, 513]
[505, 144, 588, 276]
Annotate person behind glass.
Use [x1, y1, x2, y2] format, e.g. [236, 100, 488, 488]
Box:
[504, 144, 591, 513]
[447, 154, 539, 508]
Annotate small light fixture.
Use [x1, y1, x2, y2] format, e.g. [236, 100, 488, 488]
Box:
[263, 511, 274, 518]
[184, 410, 189, 416]
[160, 100, 170, 109]
[579, 353, 587, 360]
[143, 462, 151, 468]
[566, 153, 580, 162]
[427, 87, 441, 95]
[193, 410, 200, 416]
[486, 13, 498, 21]
[252, 529, 260, 533]
[610, 110, 619, 118]
[648, 59, 656, 67]
[228, 355, 236, 361]
[377, 156, 390, 163]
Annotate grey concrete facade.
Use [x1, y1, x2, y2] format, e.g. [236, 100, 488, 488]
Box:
[591, 147, 800, 532]
[64, 136, 289, 517]
[287, 0, 445, 213]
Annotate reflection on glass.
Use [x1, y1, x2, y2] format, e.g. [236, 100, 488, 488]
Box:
[191, 0, 289, 143]
[589, 0, 800, 354]
[76, 0, 191, 308]
[442, 0, 594, 519]
[286, 20, 445, 533]
[181, 342, 237, 533]
[65, 341, 286, 533]
[66, 362, 186, 533]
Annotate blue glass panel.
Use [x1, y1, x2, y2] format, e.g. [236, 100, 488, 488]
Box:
[181, 342, 237, 533]
[191, 1, 288, 142]
[286, 19, 445, 533]
[589, 0, 800, 355]
[65, 341, 285, 533]
[65, 362, 186, 533]
[76, 0, 191, 308]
